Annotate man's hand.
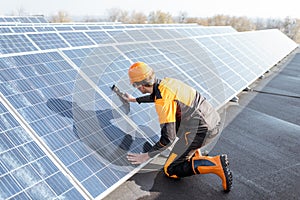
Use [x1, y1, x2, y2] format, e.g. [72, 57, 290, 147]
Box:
[123, 93, 137, 103]
[127, 153, 150, 164]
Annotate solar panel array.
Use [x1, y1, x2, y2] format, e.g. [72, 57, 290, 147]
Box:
[0, 17, 298, 199]
[0, 16, 48, 24]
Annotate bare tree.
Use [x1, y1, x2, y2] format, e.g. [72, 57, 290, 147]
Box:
[148, 10, 173, 24]
[50, 11, 71, 23]
[106, 8, 122, 22]
[119, 10, 130, 23]
[130, 11, 147, 24]
[281, 17, 300, 40]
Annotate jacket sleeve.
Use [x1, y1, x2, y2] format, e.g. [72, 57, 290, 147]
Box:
[148, 122, 176, 157]
[136, 95, 154, 104]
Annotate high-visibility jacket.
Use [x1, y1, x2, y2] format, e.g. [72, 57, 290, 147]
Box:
[136, 78, 220, 157]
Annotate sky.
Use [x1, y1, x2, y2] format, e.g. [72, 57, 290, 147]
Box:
[1, 0, 299, 19]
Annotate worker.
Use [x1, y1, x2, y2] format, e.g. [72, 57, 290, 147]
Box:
[125, 61, 232, 192]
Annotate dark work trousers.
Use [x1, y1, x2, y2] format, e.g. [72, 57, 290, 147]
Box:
[164, 119, 220, 178]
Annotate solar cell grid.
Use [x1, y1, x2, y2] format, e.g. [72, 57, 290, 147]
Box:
[35, 26, 56, 32]
[216, 35, 264, 77]
[0, 34, 38, 54]
[0, 100, 84, 199]
[125, 29, 150, 41]
[85, 31, 112, 44]
[195, 37, 248, 91]
[0, 27, 13, 33]
[240, 32, 275, 66]
[11, 27, 36, 33]
[212, 35, 261, 78]
[60, 32, 95, 47]
[151, 39, 219, 103]
[63, 44, 161, 141]
[226, 34, 270, 69]
[72, 26, 89, 30]
[27, 33, 69, 50]
[107, 30, 134, 43]
[54, 26, 73, 31]
[0, 50, 153, 199]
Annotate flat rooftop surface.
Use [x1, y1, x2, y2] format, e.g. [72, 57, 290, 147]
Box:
[104, 48, 300, 200]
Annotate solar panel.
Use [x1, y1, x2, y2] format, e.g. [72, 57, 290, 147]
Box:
[195, 37, 249, 90]
[217, 34, 266, 76]
[27, 33, 69, 50]
[0, 16, 48, 24]
[0, 99, 85, 199]
[0, 34, 38, 54]
[35, 26, 56, 32]
[59, 32, 95, 47]
[85, 31, 113, 44]
[0, 50, 154, 199]
[11, 27, 36, 33]
[0, 27, 13, 34]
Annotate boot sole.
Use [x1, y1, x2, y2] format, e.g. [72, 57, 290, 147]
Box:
[220, 154, 233, 192]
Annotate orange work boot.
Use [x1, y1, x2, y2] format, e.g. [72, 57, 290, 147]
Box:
[192, 154, 232, 192]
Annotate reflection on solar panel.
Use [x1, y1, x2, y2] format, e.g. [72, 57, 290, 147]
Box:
[0, 18, 298, 200]
[0, 50, 154, 199]
[0, 99, 85, 199]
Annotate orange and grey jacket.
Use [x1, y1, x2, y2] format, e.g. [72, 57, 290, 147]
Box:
[136, 78, 220, 157]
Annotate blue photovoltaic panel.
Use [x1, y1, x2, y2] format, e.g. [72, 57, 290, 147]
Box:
[0, 101, 84, 199]
[139, 29, 164, 40]
[63, 40, 219, 137]
[225, 33, 270, 71]
[200, 36, 255, 83]
[59, 32, 95, 47]
[195, 37, 248, 92]
[107, 30, 134, 43]
[101, 25, 114, 29]
[0, 51, 153, 199]
[63, 45, 161, 141]
[0, 27, 13, 33]
[175, 38, 237, 102]
[124, 30, 151, 42]
[152, 29, 178, 39]
[215, 35, 265, 77]
[11, 27, 36, 33]
[149, 39, 220, 106]
[174, 27, 236, 37]
[0, 17, 43, 24]
[27, 33, 69, 50]
[35, 26, 56, 32]
[85, 31, 113, 44]
[236, 32, 276, 67]
[55, 26, 73, 31]
[0, 34, 38, 54]
[87, 26, 102, 30]
[72, 26, 88, 30]
[1, 17, 13, 23]
[36, 17, 48, 23]
[212, 35, 262, 78]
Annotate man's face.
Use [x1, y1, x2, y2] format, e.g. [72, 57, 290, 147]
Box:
[136, 85, 148, 94]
